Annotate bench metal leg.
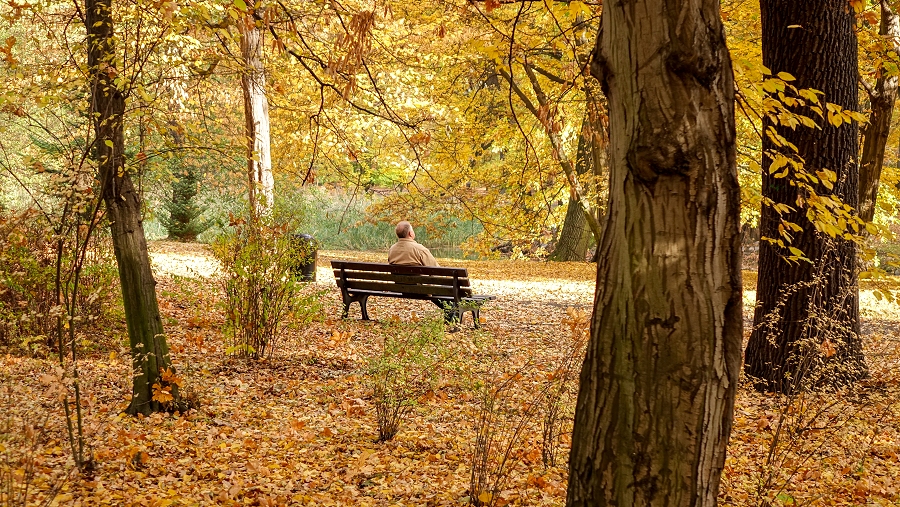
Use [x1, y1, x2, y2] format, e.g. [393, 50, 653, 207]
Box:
[340, 294, 352, 319]
[342, 294, 371, 320]
[430, 299, 456, 324]
[358, 295, 371, 320]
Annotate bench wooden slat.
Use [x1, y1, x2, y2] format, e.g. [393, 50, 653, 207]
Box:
[338, 280, 471, 298]
[336, 289, 459, 302]
[332, 270, 470, 287]
[331, 260, 467, 277]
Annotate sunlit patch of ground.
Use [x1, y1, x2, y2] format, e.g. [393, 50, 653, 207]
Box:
[150, 240, 221, 278]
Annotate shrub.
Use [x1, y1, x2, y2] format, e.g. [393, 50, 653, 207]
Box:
[290, 187, 482, 255]
[467, 363, 548, 507]
[467, 310, 588, 506]
[540, 307, 589, 469]
[367, 315, 449, 441]
[0, 209, 118, 354]
[211, 216, 316, 359]
[1, 378, 71, 507]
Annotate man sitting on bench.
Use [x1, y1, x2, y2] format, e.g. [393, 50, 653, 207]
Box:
[387, 221, 454, 322]
[388, 221, 439, 267]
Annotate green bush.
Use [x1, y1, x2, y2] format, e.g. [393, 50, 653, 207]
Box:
[147, 182, 483, 258]
[292, 187, 483, 255]
[367, 315, 450, 441]
[211, 215, 319, 359]
[160, 167, 211, 241]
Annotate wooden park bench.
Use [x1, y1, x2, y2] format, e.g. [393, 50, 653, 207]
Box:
[331, 260, 496, 328]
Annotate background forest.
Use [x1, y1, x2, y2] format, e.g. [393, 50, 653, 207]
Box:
[2, 0, 900, 505]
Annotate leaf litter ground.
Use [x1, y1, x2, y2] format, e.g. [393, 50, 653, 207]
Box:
[2, 241, 899, 506]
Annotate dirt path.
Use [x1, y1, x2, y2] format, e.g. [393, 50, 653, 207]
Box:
[149, 241, 597, 339]
[149, 241, 899, 338]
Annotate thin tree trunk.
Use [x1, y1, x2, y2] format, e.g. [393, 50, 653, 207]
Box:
[86, 0, 180, 415]
[859, 0, 900, 224]
[566, 0, 742, 504]
[240, 16, 274, 218]
[745, 0, 867, 393]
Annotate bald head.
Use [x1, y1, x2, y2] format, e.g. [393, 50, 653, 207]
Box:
[395, 221, 413, 239]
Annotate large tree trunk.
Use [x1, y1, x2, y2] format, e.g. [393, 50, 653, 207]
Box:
[86, 0, 180, 415]
[550, 106, 607, 261]
[240, 17, 274, 218]
[744, 0, 867, 393]
[566, 0, 742, 504]
[859, 0, 900, 224]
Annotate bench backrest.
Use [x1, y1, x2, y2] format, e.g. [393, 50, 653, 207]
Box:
[331, 261, 473, 299]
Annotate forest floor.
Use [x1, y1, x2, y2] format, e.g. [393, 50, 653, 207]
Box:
[2, 241, 900, 506]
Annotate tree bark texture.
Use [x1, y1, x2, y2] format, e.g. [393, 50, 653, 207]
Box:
[86, 0, 178, 415]
[566, 1, 742, 505]
[745, 0, 867, 393]
[859, 0, 900, 224]
[550, 105, 607, 262]
[240, 18, 274, 217]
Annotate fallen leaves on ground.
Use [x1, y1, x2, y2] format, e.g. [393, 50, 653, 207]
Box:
[1, 241, 898, 506]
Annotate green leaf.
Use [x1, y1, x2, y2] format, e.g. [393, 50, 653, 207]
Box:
[776, 493, 795, 504]
[104, 140, 113, 147]
[234, 0, 247, 10]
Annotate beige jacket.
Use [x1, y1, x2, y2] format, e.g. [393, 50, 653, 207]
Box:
[388, 238, 439, 267]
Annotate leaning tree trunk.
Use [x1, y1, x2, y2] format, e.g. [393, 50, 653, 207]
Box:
[566, 0, 742, 504]
[240, 15, 274, 219]
[550, 107, 606, 261]
[859, 0, 900, 224]
[86, 0, 181, 415]
[498, 65, 605, 243]
[744, 0, 867, 393]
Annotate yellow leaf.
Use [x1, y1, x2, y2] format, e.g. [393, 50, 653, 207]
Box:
[152, 382, 173, 404]
[761, 79, 779, 93]
[478, 491, 493, 504]
[827, 112, 842, 127]
[799, 116, 817, 128]
[777, 71, 796, 81]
